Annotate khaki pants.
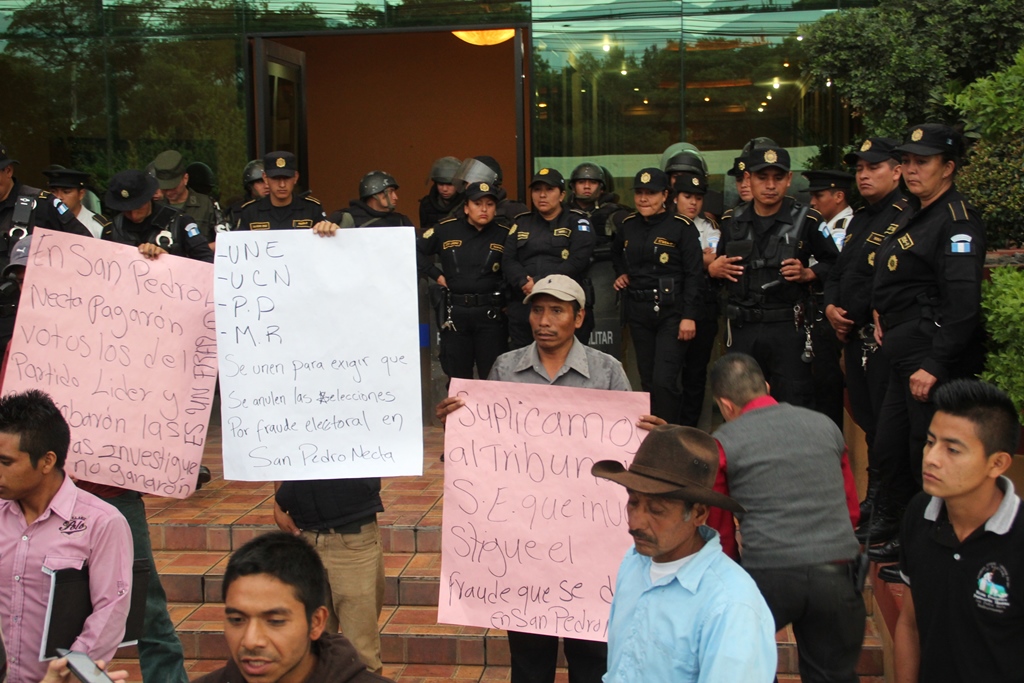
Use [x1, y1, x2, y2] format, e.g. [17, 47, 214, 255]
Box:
[303, 521, 385, 672]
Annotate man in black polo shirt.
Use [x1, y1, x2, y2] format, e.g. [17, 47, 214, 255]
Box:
[894, 378, 1023, 683]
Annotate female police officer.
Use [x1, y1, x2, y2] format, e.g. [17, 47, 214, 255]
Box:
[611, 168, 704, 422]
[502, 168, 595, 348]
[866, 123, 987, 560]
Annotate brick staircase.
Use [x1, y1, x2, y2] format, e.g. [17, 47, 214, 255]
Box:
[109, 422, 886, 682]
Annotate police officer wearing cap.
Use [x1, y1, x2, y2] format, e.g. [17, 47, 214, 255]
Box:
[43, 166, 111, 239]
[104, 169, 213, 262]
[672, 169, 722, 426]
[865, 124, 986, 565]
[235, 152, 332, 232]
[726, 138, 778, 208]
[802, 169, 856, 430]
[824, 137, 909, 535]
[329, 170, 414, 228]
[710, 144, 838, 409]
[503, 168, 596, 349]
[224, 159, 269, 226]
[152, 150, 220, 242]
[612, 168, 703, 422]
[417, 181, 509, 381]
[419, 156, 461, 231]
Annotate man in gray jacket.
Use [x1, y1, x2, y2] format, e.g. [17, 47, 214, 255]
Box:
[708, 353, 864, 683]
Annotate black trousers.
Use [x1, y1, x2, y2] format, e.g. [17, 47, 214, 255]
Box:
[747, 563, 865, 683]
[507, 631, 607, 683]
[728, 319, 815, 409]
[811, 318, 845, 429]
[678, 317, 718, 427]
[627, 301, 688, 422]
[439, 304, 508, 380]
[843, 332, 890, 475]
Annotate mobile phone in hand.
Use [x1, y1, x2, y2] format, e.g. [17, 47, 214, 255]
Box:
[54, 649, 115, 683]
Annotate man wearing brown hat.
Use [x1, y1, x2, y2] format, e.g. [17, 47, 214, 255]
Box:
[592, 425, 776, 682]
[708, 353, 864, 683]
[151, 150, 220, 242]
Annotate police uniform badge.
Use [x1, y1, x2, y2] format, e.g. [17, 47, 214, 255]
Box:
[764, 149, 778, 164]
[640, 172, 651, 184]
[539, 168, 550, 175]
[738, 161, 746, 171]
[898, 234, 914, 250]
[120, 189, 130, 198]
[888, 255, 898, 271]
[868, 252, 875, 267]
[659, 252, 669, 264]
[860, 140, 872, 152]
[492, 262, 501, 272]
[480, 183, 490, 192]
[911, 128, 924, 142]
[561, 248, 569, 260]
[950, 233, 973, 254]
[275, 157, 286, 168]
[692, 176, 700, 186]
[423, 228, 434, 239]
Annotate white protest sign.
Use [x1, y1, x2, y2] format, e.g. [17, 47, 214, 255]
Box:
[215, 228, 423, 480]
[439, 378, 649, 641]
[3, 230, 218, 498]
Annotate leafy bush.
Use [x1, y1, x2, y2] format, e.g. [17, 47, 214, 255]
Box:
[957, 138, 1024, 249]
[981, 266, 1024, 413]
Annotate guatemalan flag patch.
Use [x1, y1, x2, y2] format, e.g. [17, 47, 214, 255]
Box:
[950, 233, 973, 254]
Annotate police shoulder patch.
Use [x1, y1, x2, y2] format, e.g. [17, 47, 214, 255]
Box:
[422, 228, 435, 239]
[186, 222, 201, 238]
[575, 218, 591, 232]
[948, 233, 974, 255]
[517, 231, 530, 240]
[508, 224, 517, 235]
[553, 227, 572, 238]
[819, 222, 832, 238]
[303, 195, 322, 206]
[866, 232, 885, 245]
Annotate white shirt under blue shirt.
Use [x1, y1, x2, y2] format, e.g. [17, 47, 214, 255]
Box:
[604, 526, 777, 683]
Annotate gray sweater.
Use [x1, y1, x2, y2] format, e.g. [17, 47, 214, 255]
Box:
[714, 401, 859, 569]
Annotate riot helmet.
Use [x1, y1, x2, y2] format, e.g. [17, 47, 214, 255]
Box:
[451, 158, 500, 193]
[429, 157, 461, 185]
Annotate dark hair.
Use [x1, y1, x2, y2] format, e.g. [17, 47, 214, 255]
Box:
[933, 379, 1021, 456]
[0, 390, 70, 469]
[223, 532, 327, 623]
[709, 353, 768, 407]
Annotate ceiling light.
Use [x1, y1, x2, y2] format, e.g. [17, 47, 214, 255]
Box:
[452, 29, 515, 46]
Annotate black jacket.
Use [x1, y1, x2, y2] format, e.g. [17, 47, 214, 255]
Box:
[417, 214, 509, 294]
[418, 185, 457, 231]
[501, 206, 595, 289]
[105, 204, 214, 262]
[329, 200, 413, 228]
[235, 194, 327, 231]
[276, 477, 383, 531]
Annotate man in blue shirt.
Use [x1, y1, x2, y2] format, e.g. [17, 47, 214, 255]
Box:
[592, 425, 777, 682]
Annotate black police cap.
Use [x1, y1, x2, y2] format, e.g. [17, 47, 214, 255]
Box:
[43, 166, 90, 189]
[802, 170, 854, 193]
[747, 147, 791, 173]
[672, 170, 708, 195]
[105, 170, 158, 212]
[530, 168, 565, 190]
[464, 181, 499, 202]
[633, 168, 670, 192]
[263, 151, 298, 178]
[844, 137, 902, 166]
[895, 123, 963, 158]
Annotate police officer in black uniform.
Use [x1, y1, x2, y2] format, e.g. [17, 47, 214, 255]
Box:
[567, 163, 627, 240]
[329, 171, 414, 228]
[224, 160, 269, 226]
[824, 136, 909, 534]
[103, 169, 213, 262]
[419, 156, 461, 231]
[417, 181, 509, 380]
[612, 168, 703, 422]
[43, 166, 112, 239]
[865, 124, 986, 565]
[235, 152, 329, 232]
[502, 168, 595, 349]
[710, 145, 838, 408]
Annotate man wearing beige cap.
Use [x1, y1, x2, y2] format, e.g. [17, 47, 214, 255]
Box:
[437, 273, 651, 683]
[592, 425, 776, 682]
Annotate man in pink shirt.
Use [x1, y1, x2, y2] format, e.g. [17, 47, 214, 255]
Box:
[0, 390, 133, 683]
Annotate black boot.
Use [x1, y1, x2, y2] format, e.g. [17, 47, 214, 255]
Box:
[877, 564, 905, 584]
[868, 536, 901, 563]
[857, 469, 880, 527]
[856, 497, 903, 545]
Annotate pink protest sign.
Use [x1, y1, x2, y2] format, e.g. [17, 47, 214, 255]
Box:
[438, 378, 649, 642]
[2, 230, 218, 498]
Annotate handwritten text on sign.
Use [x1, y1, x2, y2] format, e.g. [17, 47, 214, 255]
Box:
[2, 230, 218, 498]
[439, 379, 649, 641]
[215, 228, 423, 480]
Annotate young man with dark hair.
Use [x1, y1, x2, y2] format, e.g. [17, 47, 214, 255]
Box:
[0, 390, 133, 683]
[894, 379, 1024, 683]
[195, 532, 392, 683]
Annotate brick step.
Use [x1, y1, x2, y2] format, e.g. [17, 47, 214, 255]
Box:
[156, 550, 441, 606]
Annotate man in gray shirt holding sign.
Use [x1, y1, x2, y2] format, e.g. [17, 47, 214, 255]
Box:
[437, 274, 655, 683]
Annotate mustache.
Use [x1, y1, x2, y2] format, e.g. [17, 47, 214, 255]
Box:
[629, 529, 655, 544]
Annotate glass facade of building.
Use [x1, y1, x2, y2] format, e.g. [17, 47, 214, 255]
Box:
[0, 0, 859, 205]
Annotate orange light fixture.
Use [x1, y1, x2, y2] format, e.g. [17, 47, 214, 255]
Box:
[452, 29, 516, 46]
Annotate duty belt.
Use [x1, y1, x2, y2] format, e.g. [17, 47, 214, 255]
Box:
[626, 288, 659, 301]
[450, 292, 503, 307]
[726, 305, 793, 324]
[878, 307, 923, 331]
